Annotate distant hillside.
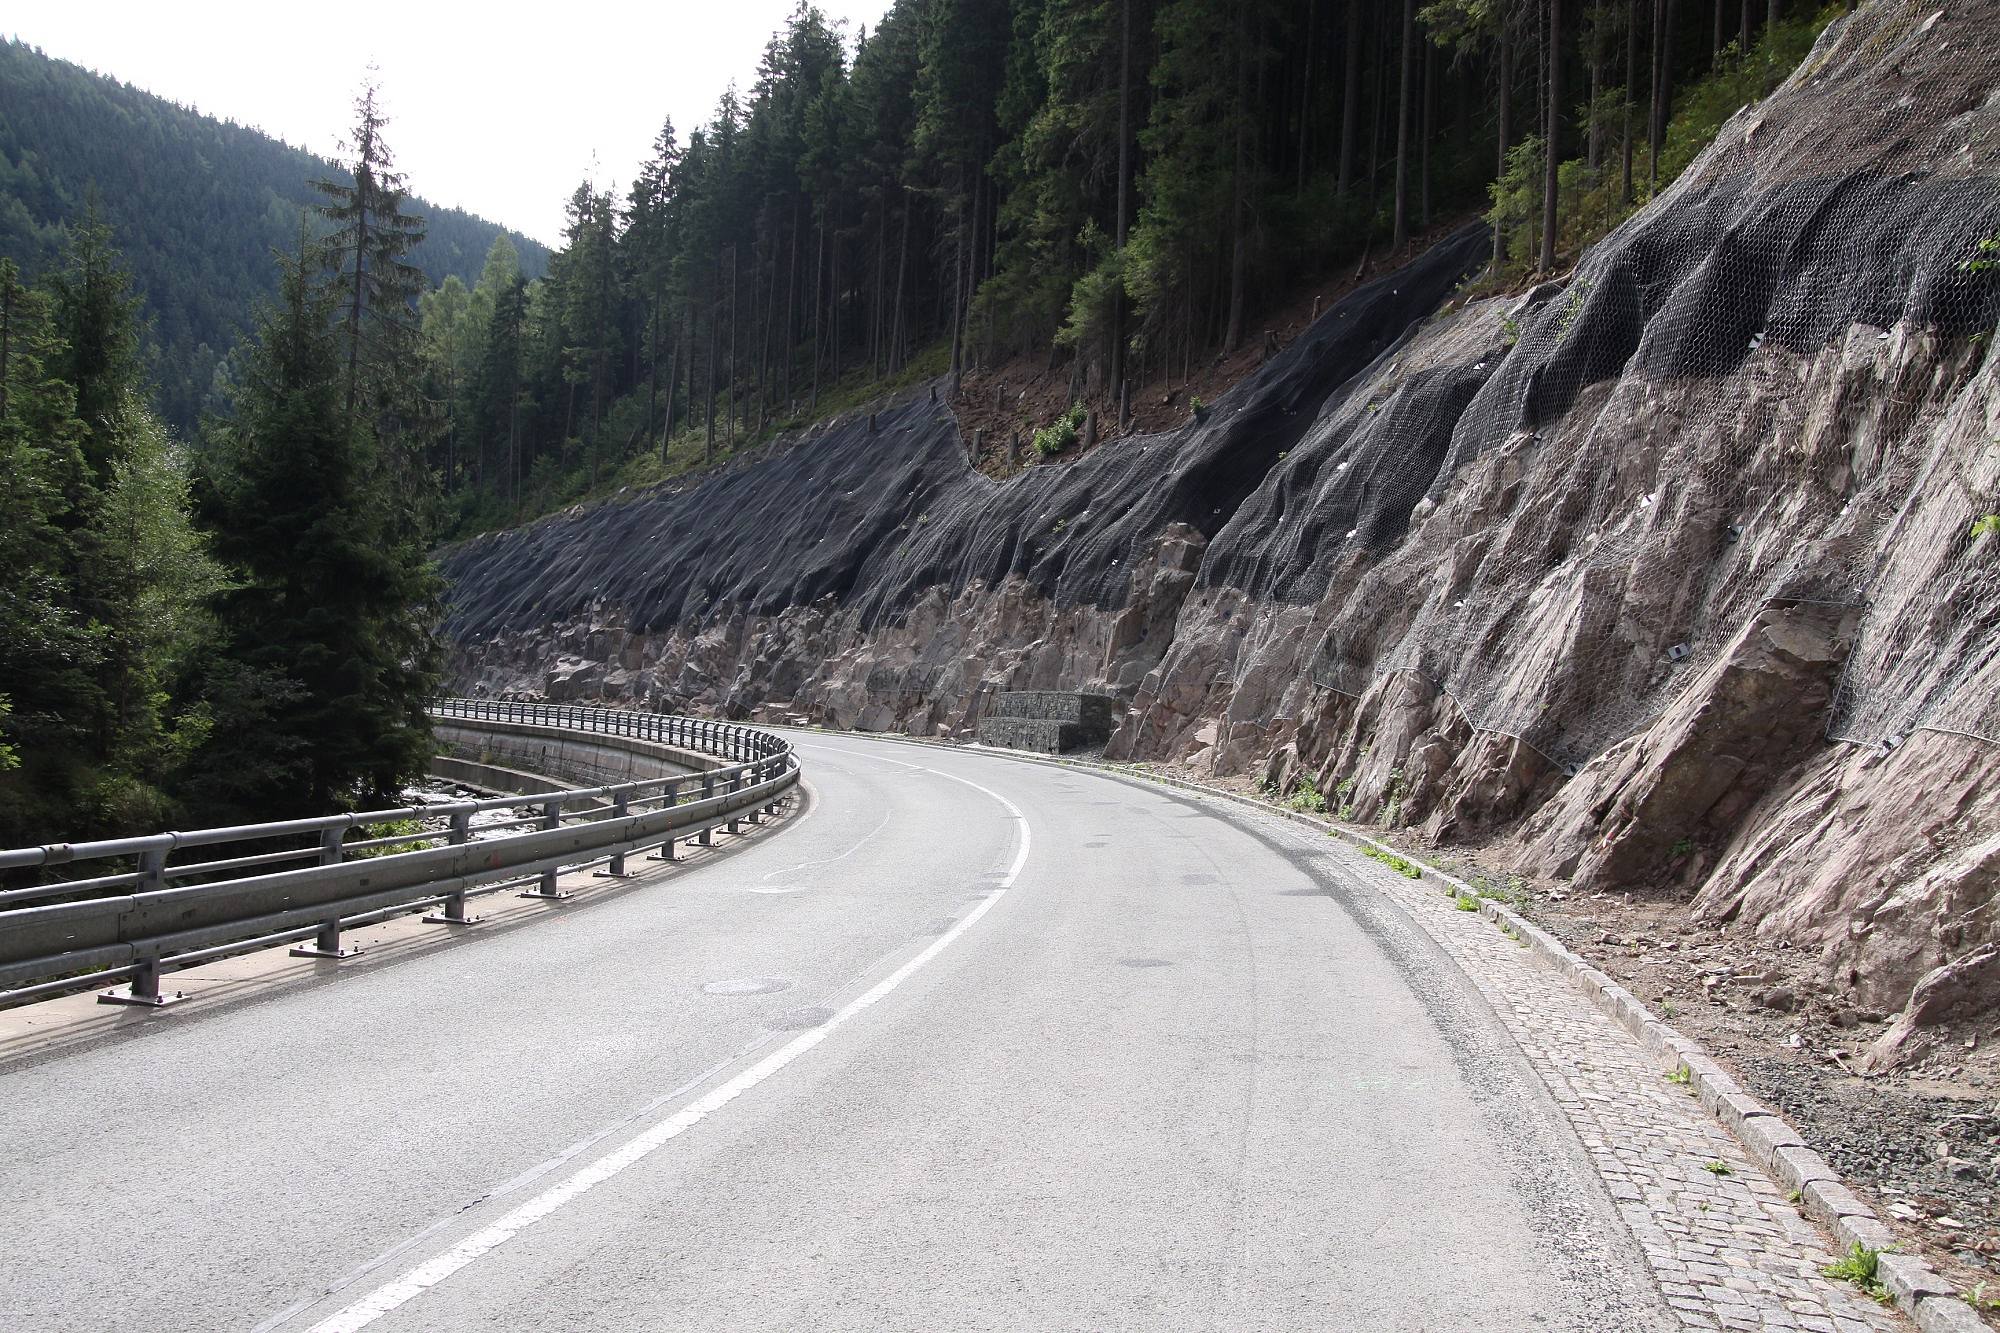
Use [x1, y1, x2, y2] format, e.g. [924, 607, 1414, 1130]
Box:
[0, 39, 549, 432]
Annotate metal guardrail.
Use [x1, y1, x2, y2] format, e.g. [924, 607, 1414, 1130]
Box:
[0, 699, 799, 1009]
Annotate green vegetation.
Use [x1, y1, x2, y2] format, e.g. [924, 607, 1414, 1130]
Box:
[0, 40, 546, 433]
[1666, 1064, 1693, 1086]
[349, 818, 431, 859]
[1455, 891, 1481, 911]
[1821, 1244, 1892, 1304]
[1702, 1159, 1734, 1176]
[1382, 767, 1407, 827]
[1967, 1281, 2000, 1312]
[1286, 776, 1329, 813]
[1482, 5, 1843, 287]
[1363, 845, 1423, 879]
[1670, 837, 1695, 858]
[1034, 402, 1088, 457]
[1973, 515, 2000, 540]
[0, 89, 443, 846]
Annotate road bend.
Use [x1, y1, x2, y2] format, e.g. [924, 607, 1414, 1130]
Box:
[0, 734, 1666, 1332]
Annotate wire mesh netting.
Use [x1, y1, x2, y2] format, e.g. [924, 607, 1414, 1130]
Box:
[1208, 1, 2000, 771]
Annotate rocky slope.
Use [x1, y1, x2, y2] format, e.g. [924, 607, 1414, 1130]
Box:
[440, 0, 2000, 1048]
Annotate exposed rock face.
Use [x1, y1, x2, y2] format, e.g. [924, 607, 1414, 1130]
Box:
[1518, 602, 1858, 893]
[439, 1, 2000, 1042]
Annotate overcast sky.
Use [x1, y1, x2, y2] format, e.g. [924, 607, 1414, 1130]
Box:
[9, 0, 892, 247]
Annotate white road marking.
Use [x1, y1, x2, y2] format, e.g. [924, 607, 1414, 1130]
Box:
[304, 754, 1030, 1333]
[753, 807, 893, 889]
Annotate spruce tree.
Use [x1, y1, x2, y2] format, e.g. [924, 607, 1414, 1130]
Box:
[314, 80, 427, 427]
[195, 235, 441, 820]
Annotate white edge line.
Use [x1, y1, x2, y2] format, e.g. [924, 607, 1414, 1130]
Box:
[304, 759, 1028, 1333]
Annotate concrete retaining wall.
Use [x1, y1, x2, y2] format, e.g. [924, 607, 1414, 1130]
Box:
[431, 717, 716, 791]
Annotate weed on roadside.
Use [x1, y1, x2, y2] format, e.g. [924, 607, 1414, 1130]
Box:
[1821, 1244, 1892, 1305]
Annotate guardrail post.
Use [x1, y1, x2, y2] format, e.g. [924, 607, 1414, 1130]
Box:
[290, 828, 363, 959]
[98, 844, 184, 1007]
[698, 773, 716, 846]
[424, 808, 481, 926]
[519, 798, 573, 901]
[647, 780, 681, 862]
[727, 769, 744, 835]
[594, 789, 634, 879]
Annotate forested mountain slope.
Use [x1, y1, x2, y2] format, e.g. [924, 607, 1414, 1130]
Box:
[0, 40, 548, 431]
[440, 0, 2000, 1074]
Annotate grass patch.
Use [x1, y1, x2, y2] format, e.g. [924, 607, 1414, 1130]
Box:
[1455, 891, 1482, 911]
[1362, 845, 1423, 879]
[1702, 1160, 1734, 1176]
[1666, 1064, 1693, 1087]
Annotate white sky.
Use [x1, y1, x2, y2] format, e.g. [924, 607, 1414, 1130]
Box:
[8, 1, 892, 248]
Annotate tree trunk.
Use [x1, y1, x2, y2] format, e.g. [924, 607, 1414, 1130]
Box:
[872, 190, 887, 377]
[947, 190, 967, 391]
[1111, 0, 1133, 407]
[784, 197, 800, 405]
[1421, 41, 1433, 229]
[1496, 29, 1513, 266]
[890, 190, 911, 374]
[1225, 7, 1250, 352]
[1541, 0, 1563, 273]
[1336, 0, 1362, 205]
[812, 208, 827, 411]
[1297, 0, 1317, 193]
[661, 310, 679, 467]
[727, 244, 739, 448]
[1648, 0, 1664, 191]
[704, 265, 718, 462]
[1624, 0, 1638, 202]
[1393, 0, 1414, 251]
[1588, 45, 1603, 169]
[830, 205, 842, 384]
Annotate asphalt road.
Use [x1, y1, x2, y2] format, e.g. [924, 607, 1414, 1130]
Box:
[0, 733, 1668, 1332]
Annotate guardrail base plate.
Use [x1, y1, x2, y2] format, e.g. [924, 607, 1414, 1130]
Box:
[517, 888, 574, 902]
[98, 987, 183, 1008]
[289, 944, 364, 960]
[421, 912, 482, 926]
[590, 870, 635, 880]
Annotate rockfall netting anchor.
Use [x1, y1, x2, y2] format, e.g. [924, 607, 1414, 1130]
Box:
[519, 798, 573, 901]
[425, 809, 482, 925]
[292, 828, 362, 958]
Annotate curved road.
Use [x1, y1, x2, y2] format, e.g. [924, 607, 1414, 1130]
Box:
[0, 733, 1667, 1332]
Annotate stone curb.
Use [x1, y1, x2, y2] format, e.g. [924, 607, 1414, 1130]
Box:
[769, 725, 1978, 1332]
